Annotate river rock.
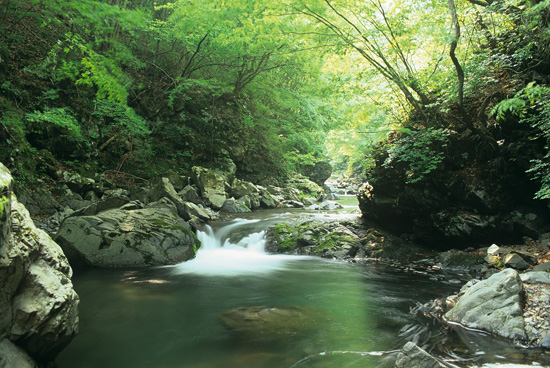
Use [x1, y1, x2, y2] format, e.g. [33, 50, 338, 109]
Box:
[520, 271, 550, 284]
[266, 218, 361, 259]
[318, 201, 343, 210]
[219, 306, 325, 343]
[533, 262, 550, 272]
[444, 268, 526, 341]
[55, 198, 200, 268]
[395, 342, 447, 368]
[191, 166, 227, 210]
[146, 177, 192, 220]
[259, 188, 278, 209]
[504, 253, 530, 271]
[179, 185, 202, 205]
[221, 198, 251, 213]
[0, 163, 79, 364]
[183, 202, 218, 222]
[291, 177, 324, 196]
[281, 200, 304, 208]
[230, 179, 259, 198]
[0, 338, 37, 368]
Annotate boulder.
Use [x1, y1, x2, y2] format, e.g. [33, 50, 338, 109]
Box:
[55, 198, 200, 268]
[0, 163, 79, 364]
[281, 187, 301, 202]
[281, 200, 304, 208]
[444, 268, 526, 341]
[533, 262, 550, 272]
[266, 218, 362, 260]
[438, 251, 485, 272]
[236, 194, 261, 210]
[183, 202, 218, 222]
[191, 166, 227, 210]
[17, 188, 61, 216]
[178, 185, 202, 205]
[147, 177, 191, 220]
[259, 189, 278, 209]
[504, 253, 530, 271]
[325, 193, 340, 200]
[0, 339, 37, 368]
[230, 179, 260, 198]
[221, 198, 251, 213]
[318, 201, 343, 210]
[291, 177, 324, 196]
[520, 271, 550, 284]
[61, 171, 96, 195]
[395, 342, 447, 368]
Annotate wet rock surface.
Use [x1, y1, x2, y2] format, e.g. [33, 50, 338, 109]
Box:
[444, 268, 527, 341]
[0, 163, 79, 365]
[394, 342, 448, 368]
[55, 199, 200, 268]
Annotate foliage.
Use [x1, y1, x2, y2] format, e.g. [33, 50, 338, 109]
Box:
[26, 107, 82, 139]
[492, 82, 550, 199]
[0, 195, 8, 219]
[1, 0, 550, 192]
[92, 99, 150, 138]
[382, 128, 453, 184]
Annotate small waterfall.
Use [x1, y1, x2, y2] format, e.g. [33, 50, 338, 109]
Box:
[171, 218, 308, 277]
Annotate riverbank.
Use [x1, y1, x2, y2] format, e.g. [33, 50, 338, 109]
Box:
[4, 162, 550, 367]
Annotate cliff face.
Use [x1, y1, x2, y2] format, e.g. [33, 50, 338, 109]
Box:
[357, 127, 550, 248]
[0, 163, 79, 365]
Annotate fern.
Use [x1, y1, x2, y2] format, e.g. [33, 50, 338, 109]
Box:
[26, 107, 82, 138]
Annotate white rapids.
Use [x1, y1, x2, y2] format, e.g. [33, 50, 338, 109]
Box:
[171, 218, 310, 277]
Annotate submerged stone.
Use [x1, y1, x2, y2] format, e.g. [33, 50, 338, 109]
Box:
[219, 305, 326, 343]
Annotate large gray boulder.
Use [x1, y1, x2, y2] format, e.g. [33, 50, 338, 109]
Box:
[191, 166, 227, 210]
[230, 178, 259, 198]
[444, 268, 526, 341]
[259, 188, 278, 209]
[221, 198, 251, 213]
[147, 177, 192, 220]
[0, 163, 79, 364]
[55, 198, 200, 268]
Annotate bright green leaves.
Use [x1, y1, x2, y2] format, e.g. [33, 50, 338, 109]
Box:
[92, 99, 150, 137]
[26, 107, 82, 139]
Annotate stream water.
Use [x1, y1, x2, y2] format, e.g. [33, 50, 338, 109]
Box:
[56, 199, 550, 368]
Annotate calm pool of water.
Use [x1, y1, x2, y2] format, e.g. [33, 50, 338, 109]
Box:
[55, 208, 550, 368]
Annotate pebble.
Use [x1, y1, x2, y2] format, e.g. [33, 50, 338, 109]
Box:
[523, 283, 550, 347]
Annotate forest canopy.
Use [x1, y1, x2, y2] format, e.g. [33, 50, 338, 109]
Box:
[1, 0, 549, 192]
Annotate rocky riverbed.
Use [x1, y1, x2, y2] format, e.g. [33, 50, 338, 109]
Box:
[4, 160, 550, 367]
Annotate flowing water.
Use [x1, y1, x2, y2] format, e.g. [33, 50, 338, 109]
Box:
[56, 203, 550, 368]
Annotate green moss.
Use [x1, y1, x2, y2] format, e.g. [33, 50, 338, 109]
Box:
[0, 195, 7, 219]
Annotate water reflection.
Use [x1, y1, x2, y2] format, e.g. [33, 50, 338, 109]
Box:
[56, 216, 550, 368]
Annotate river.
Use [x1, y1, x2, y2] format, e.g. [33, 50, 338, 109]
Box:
[56, 197, 550, 368]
